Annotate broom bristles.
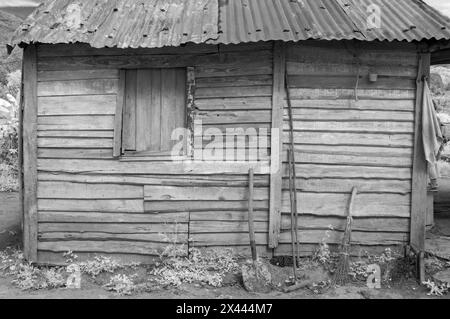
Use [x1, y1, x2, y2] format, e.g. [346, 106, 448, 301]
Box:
[333, 217, 353, 285]
[334, 248, 351, 286]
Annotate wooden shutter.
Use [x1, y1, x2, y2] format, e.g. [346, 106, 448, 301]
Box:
[121, 68, 187, 155]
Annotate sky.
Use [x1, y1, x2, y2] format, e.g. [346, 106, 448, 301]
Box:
[425, 0, 450, 17]
[0, 0, 449, 17]
[0, 0, 39, 7]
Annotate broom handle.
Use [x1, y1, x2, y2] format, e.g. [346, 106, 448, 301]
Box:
[347, 187, 358, 243]
[248, 168, 257, 262]
[348, 187, 357, 219]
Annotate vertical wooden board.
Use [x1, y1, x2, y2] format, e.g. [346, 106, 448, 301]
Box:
[186, 67, 196, 157]
[160, 69, 177, 152]
[123, 70, 137, 151]
[23, 45, 38, 262]
[113, 70, 126, 157]
[410, 53, 430, 257]
[175, 68, 187, 145]
[149, 69, 162, 152]
[269, 42, 285, 248]
[136, 69, 152, 152]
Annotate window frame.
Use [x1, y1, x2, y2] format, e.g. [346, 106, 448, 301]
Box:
[114, 67, 196, 161]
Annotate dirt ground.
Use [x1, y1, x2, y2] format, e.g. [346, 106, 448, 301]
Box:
[0, 275, 445, 299]
[0, 192, 20, 250]
[0, 192, 449, 299]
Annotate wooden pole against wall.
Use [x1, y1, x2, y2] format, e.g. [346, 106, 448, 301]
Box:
[410, 51, 431, 282]
[22, 44, 38, 262]
[269, 41, 286, 248]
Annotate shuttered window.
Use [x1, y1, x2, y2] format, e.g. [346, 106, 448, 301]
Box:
[119, 68, 187, 156]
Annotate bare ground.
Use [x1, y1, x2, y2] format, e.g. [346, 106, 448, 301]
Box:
[0, 275, 443, 299]
[0, 192, 448, 299]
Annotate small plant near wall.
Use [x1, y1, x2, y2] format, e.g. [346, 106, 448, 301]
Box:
[104, 274, 137, 296]
[151, 231, 240, 288]
[423, 279, 449, 296]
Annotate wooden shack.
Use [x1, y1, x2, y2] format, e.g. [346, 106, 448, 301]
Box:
[9, 0, 450, 267]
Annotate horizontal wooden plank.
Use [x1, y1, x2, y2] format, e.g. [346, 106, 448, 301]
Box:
[145, 201, 269, 213]
[285, 132, 413, 147]
[190, 220, 268, 233]
[38, 115, 114, 131]
[196, 75, 272, 88]
[288, 99, 415, 111]
[38, 138, 113, 149]
[196, 86, 272, 98]
[284, 108, 414, 122]
[39, 211, 189, 223]
[39, 232, 188, 243]
[38, 95, 116, 116]
[197, 110, 271, 124]
[283, 149, 413, 167]
[278, 230, 408, 246]
[281, 193, 411, 217]
[201, 123, 271, 132]
[287, 61, 417, 78]
[144, 185, 268, 201]
[38, 199, 144, 213]
[38, 148, 114, 159]
[39, 223, 187, 234]
[190, 210, 268, 222]
[288, 88, 415, 100]
[288, 153, 411, 167]
[38, 79, 118, 96]
[196, 64, 273, 78]
[283, 178, 411, 194]
[37, 159, 272, 175]
[38, 130, 114, 138]
[38, 173, 270, 187]
[38, 241, 184, 256]
[288, 75, 415, 90]
[295, 40, 417, 52]
[287, 46, 418, 67]
[295, 164, 412, 179]
[288, 144, 413, 158]
[195, 97, 272, 110]
[191, 233, 268, 246]
[284, 121, 414, 134]
[38, 69, 119, 81]
[280, 215, 409, 233]
[218, 42, 274, 53]
[274, 243, 404, 257]
[38, 182, 143, 199]
[38, 51, 273, 71]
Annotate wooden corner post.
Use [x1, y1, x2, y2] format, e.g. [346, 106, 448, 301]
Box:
[410, 51, 430, 282]
[269, 41, 286, 248]
[22, 44, 38, 262]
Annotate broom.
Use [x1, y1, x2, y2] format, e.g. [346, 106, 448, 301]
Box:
[333, 187, 358, 286]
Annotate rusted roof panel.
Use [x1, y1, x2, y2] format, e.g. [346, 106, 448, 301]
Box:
[9, 0, 450, 48]
[10, 0, 219, 48]
[216, 0, 450, 44]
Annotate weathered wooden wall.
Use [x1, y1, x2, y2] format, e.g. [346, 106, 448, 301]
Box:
[29, 40, 419, 264]
[274, 41, 418, 256]
[34, 42, 273, 263]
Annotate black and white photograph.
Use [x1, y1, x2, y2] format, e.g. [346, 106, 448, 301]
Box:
[0, 0, 450, 305]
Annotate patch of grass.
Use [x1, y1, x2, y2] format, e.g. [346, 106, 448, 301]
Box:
[104, 274, 137, 296]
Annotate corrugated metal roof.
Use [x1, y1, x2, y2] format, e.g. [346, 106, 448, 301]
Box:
[10, 0, 219, 48]
[9, 0, 450, 48]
